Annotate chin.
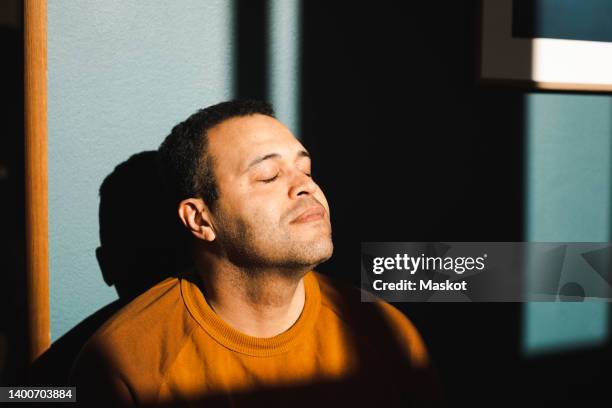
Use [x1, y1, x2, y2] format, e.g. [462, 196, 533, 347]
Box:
[302, 238, 334, 267]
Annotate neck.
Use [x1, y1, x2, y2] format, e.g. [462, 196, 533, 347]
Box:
[192, 251, 309, 338]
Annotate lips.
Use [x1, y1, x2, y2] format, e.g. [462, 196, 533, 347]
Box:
[291, 205, 326, 224]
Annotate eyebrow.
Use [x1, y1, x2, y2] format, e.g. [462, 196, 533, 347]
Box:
[245, 149, 310, 172]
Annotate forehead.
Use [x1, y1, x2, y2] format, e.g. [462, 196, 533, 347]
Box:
[207, 115, 304, 168]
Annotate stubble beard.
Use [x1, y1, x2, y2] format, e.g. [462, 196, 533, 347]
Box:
[214, 213, 334, 279]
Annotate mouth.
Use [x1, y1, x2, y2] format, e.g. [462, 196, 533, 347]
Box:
[290, 205, 326, 224]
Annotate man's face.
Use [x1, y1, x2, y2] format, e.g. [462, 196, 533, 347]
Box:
[205, 114, 333, 272]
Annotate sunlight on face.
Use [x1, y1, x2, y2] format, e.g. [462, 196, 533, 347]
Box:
[206, 114, 333, 271]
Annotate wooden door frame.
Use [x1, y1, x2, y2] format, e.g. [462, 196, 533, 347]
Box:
[24, 0, 49, 363]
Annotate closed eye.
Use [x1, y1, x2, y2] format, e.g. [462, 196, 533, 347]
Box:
[259, 171, 310, 183]
[260, 174, 279, 183]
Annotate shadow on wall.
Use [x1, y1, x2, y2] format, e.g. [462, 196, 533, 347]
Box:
[29, 151, 188, 385]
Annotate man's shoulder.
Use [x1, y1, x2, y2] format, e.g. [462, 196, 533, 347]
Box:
[94, 276, 189, 344]
[312, 271, 366, 316]
[313, 271, 407, 327]
[312, 271, 430, 369]
[70, 275, 198, 385]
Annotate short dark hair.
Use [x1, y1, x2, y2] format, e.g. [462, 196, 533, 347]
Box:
[158, 100, 275, 207]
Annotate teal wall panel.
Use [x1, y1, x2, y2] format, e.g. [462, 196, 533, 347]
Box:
[523, 93, 612, 356]
[48, 0, 234, 341]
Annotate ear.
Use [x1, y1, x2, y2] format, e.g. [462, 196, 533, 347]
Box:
[177, 198, 216, 242]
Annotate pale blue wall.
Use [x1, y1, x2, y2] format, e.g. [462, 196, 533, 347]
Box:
[268, 0, 301, 137]
[523, 93, 612, 356]
[48, 0, 234, 341]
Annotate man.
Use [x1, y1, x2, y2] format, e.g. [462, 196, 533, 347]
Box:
[70, 100, 440, 407]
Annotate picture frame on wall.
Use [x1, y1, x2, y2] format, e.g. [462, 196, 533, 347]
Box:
[479, 0, 612, 92]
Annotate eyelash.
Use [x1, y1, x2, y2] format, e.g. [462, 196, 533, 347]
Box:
[261, 174, 279, 183]
[260, 172, 312, 183]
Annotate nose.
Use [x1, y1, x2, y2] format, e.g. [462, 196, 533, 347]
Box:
[288, 170, 317, 199]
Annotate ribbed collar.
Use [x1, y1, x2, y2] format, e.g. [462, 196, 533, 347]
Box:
[180, 269, 321, 357]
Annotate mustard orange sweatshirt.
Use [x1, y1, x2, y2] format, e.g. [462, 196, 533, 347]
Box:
[69, 271, 439, 407]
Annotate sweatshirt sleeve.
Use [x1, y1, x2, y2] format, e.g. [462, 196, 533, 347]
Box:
[68, 339, 135, 407]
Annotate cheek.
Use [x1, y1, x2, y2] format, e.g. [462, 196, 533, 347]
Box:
[217, 179, 260, 218]
[235, 195, 283, 229]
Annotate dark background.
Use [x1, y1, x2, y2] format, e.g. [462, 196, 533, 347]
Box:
[302, 1, 612, 406]
[1, 1, 611, 406]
